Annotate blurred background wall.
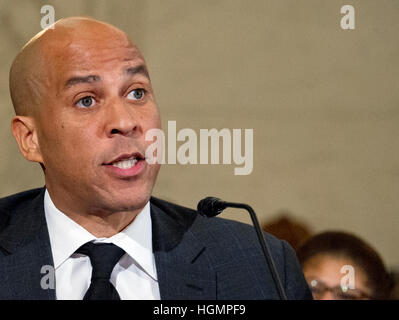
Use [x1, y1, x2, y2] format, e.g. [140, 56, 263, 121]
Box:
[0, 0, 398, 269]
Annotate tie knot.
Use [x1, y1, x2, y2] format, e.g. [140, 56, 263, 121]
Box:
[76, 242, 125, 280]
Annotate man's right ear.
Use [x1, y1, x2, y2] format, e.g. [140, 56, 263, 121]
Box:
[11, 116, 44, 164]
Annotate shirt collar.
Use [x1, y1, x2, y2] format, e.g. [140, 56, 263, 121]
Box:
[43, 189, 157, 280]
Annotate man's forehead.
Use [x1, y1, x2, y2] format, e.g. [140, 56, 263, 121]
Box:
[41, 33, 147, 86]
[57, 45, 143, 70]
[42, 32, 141, 63]
[35, 18, 143, 70]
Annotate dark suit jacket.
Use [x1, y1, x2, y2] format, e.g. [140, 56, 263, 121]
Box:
[0, 187, 312, 300]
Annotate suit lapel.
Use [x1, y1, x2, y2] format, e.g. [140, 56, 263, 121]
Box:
[150, 198, 216, 299]
[0, 188, 55, 299]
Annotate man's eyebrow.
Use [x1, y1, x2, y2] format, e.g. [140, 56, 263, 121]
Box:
[125, 65, 150, 79]
[65, 75, 101, 88]
[64, 65, 148, 88]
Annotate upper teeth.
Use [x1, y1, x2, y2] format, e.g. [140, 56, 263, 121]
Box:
[112, 157, 138, 169]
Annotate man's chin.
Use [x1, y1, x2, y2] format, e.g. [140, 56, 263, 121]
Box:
[88, 176, 156, 214]
[98, 193, 151, 214]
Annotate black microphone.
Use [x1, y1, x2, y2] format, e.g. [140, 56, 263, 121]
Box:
[197, 197, 288, 300]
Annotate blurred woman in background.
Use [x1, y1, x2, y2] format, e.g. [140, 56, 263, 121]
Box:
[297, 231, 393, 300]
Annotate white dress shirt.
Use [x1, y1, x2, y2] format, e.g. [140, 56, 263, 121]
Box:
[43, 190, 160, 300]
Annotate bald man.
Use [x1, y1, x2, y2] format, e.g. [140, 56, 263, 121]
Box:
[0, 17, 312, 300]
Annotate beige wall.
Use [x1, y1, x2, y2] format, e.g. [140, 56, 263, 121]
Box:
[1, 0, 398, 268]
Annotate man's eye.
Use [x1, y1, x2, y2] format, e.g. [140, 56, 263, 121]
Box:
[127, 88, 145, 101]
[76, 96, 95, 108]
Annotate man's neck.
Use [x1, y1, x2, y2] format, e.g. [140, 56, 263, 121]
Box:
[45, 187, 144, 238]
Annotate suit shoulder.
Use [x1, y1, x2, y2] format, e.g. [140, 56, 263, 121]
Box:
[151, 196, 282, 244]
[198, 215, 284, 260]
[150, 196, 197, 216]
[151, 197, 284, 260]
[150, 196, 199, 227]
[0, 188, 44, 211]
[0, 188, 44, 228]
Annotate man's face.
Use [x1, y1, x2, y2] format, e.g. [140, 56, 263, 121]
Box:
[34, 28, 161, 215]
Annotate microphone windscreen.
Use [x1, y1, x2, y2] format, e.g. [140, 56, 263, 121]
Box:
[197, 197, 225, 217]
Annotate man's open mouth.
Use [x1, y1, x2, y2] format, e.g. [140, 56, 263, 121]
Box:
[103, 152, 145, 169]
[111, 157, 139, 169]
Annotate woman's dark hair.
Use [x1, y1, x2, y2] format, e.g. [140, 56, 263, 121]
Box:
[297, 231, 393, 299]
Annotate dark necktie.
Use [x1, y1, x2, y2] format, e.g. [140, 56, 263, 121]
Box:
[76, 242, 125, 300]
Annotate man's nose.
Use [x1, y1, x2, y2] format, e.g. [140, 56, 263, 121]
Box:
[104, 99, 142, 137]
